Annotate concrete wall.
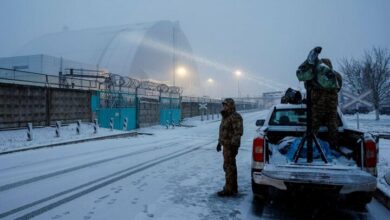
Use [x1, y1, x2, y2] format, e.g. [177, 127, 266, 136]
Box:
[0, 83, 91, 129]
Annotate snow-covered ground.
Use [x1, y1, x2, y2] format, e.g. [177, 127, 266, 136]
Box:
[344, 112, 390, 135]
[0, 110, 389, 219]
[0, 123, 128, 153]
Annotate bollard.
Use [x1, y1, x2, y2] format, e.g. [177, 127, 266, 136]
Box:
[201, 110, 204, 121]
[94, 119, 98, 134]
[166, 120, 169, 129]
[76, 120, 81, 135]
[55, 121, 61, 137]
[171, 120, 175, 129]
[207, 111, 209, 120]
[27, 123, 33, 141]
[123, 117, 128, 131]
[109, 117, 114, 131]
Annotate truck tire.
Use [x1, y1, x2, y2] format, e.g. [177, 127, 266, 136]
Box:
[252, 179, 268, 200]
[347, 192, 373, 209]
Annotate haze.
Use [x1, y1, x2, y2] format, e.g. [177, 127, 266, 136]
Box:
[0, 0, 389, 97]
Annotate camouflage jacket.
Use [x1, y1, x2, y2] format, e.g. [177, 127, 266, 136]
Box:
[219, 111, 243, 147]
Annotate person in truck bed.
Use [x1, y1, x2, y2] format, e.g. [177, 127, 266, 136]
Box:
[216, 98, 243, 196]
[297, 48, 343, 150]
[309, 58, 342, 149]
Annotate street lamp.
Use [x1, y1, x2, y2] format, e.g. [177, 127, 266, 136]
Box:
[235, 70, 242, 98]
[207, 78, 214, 83]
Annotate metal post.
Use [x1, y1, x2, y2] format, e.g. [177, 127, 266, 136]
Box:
[123, 117, 128, 131]
[94, 119, 98, 134]
[27, 123, 33, 141]
[76, 120, 81, 135]
[201, 110, 204, 121]
[55, 121, 61, 137]
[110, 117, 114, 131]
[207, 109, 209, 120]
[306, 88, 313, 163]
[356, 103, 360, 129]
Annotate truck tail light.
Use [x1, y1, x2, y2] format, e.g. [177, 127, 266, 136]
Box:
[253, 137, 264, 162]
[364, 139, 377, 168]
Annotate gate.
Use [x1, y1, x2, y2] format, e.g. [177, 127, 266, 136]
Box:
[93, 91, 137, 130]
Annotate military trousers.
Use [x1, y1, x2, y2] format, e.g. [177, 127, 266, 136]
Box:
[223, 145, 238, 193]
[311, 88, 338, 148]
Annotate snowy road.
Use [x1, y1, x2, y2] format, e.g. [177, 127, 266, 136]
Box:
[0, 111, 389, 219]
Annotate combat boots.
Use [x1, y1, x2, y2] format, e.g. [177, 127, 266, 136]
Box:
[217, 187, 237, 197]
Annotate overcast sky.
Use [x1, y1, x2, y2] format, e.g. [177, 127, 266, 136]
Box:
[1, 0, 389, 97]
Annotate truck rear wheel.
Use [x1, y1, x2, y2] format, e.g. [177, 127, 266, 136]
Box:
[346, 192, 373, 209]
[252, 179, 268, 201]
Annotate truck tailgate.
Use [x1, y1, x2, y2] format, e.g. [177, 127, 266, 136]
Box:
[256, 164, 377, 193]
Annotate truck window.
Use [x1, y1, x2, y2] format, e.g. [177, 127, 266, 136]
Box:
[269, 109, 342, 126]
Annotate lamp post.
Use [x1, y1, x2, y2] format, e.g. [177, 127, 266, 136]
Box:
[235, 70, 242, 98]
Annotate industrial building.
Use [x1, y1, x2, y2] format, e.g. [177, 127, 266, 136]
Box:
[2, 20, 199, 95]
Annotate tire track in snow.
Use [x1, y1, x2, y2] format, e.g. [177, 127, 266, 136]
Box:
[0, 136, 182, 172]
[0, 140, 215, 219]
[0, 140, 181, 192]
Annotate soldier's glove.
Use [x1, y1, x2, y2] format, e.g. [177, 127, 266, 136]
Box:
[216, 143, 221, 152]
[307, 46, 322, 65]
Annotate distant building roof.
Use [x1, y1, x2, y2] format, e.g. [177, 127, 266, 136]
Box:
[15, 21, 199, 92]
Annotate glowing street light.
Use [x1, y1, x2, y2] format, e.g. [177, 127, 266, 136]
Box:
[173, 66, 187, 86]
[207, 78, 214, 83]
[176, 66, 187, 77]
[235, 70, 242, 98]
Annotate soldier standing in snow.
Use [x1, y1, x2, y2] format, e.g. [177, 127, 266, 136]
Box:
[216, 98, 243, 196]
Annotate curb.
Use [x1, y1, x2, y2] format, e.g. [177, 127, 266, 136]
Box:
[374, 188, 390, 210]
[0, 132, 138, 155]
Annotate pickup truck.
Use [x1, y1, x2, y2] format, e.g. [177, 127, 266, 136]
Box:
[251, 103, 378, 207]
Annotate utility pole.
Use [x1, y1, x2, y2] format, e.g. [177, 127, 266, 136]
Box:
[172, 23, 176, 86]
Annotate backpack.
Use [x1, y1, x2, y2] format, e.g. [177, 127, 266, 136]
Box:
[315, 63, 342, 90]
[296, 61, 342, 90]
[281, 88, 302, 104]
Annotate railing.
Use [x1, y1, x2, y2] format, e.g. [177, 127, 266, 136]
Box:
[0, 68, 101, 90]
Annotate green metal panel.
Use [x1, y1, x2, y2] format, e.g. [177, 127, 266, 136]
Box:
[120, 108, 137, 130]
[91, 94, 100, 112]
[98, 107, 136, 130]
[159, 97, 181, 125]
[93, 90, 137, 130]
[159, 109, 181, 125]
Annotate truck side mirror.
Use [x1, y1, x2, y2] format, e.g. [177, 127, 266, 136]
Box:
[255, 119, 265, 127]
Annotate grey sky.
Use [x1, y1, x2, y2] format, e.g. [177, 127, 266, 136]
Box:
[1, 0, 389, 97]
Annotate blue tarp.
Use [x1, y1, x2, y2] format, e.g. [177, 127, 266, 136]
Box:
[286, 137, 333, 162]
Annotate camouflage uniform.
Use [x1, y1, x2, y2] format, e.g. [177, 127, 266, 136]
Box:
[311, 88, 338, 148]
[218, 98, 243, 195]
[310, 59, 339, 148]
